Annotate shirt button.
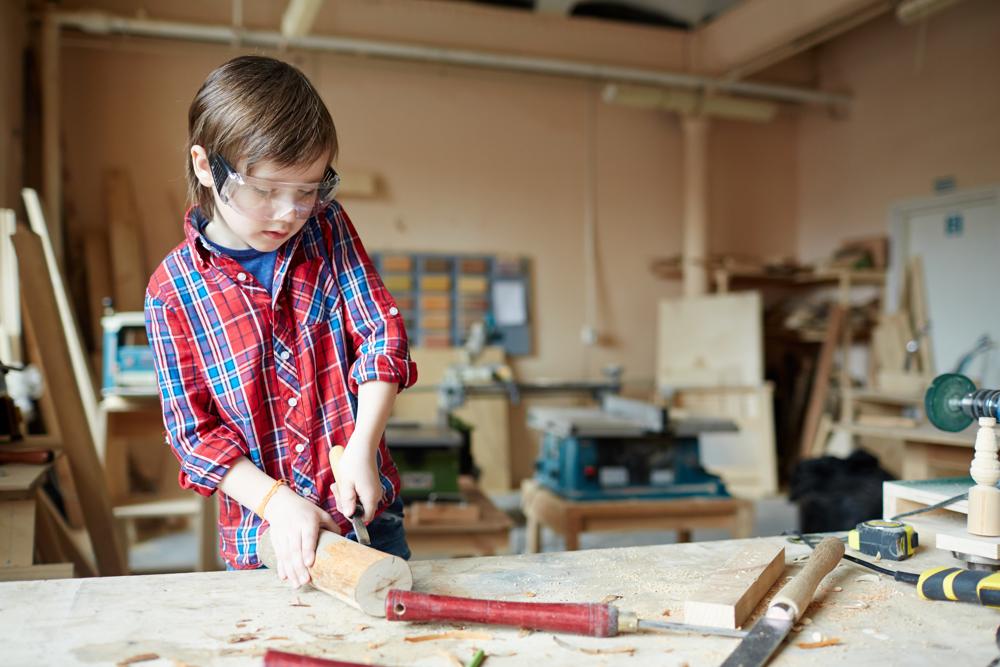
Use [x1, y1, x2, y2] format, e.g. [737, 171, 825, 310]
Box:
[287, 397, 298, 407]
[389, 307, 399, 316]
[237, 272, 247, 281]
[295, 444, 306, 453]
[279, 350, 291, 360]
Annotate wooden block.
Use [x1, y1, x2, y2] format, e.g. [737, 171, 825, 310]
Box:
[936, 526, 1000, 560]
[409, 502, 481, 525]
[0, 499, 36, 568]
[381, 255, 413, 273]
[683, 541, 785, 629]
[423, 258, 452, 273]
[421, 275, 452, 292]
[0, 563, 74, 581]
[422, 295, 451, 310]
[383, 274, 413, 293]
[458, 276, 489, 294]
[0, 464, 49, 500]
[968, 485, 1000, 537]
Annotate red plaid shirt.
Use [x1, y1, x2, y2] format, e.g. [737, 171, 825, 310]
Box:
[145, 203, 417, 568]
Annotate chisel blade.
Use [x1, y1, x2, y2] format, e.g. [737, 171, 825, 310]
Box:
[350, 507, 371, 546]
[719, 615, 793, 667]
[637, 619, 748, 639]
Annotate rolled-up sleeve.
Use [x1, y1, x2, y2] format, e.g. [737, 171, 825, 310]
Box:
[145, 292, 249, 496]
[328, 207, 418, 394]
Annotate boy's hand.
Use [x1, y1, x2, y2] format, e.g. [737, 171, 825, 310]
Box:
[332, 440, 383, 525]
[263, 486, 339, 588]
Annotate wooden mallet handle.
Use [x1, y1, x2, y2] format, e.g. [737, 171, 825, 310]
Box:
[386, 589, 621, 637]
[769, 536, 844, 621]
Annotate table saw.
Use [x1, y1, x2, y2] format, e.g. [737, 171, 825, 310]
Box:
[529, 394, 737, 500]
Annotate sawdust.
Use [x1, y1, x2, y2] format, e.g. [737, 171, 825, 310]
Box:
[116, 654, 159, 666]
[355, 624, 370, 632]
[524, 591, 537, 598]
[264, 636, 289, 641]
[227, 634, 257, 644]
[600, 594, 623, 604]
[404, 631, 494, 643]
[797, 638, 842, 649]
[552, 636, 635, 656]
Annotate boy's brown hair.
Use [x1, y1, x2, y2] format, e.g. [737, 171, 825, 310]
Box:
[187, 56, 338, 218]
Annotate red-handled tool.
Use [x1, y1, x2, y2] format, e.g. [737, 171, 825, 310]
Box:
[385, 589, 747, 639]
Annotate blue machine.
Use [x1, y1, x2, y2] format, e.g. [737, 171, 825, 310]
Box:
[101, 311, 158, 396]
[530, 395, 734, 501]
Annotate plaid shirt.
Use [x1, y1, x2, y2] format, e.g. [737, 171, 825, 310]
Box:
[145, 202, 417, 568]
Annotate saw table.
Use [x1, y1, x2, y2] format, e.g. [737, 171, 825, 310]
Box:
[0, 535, 996, 666]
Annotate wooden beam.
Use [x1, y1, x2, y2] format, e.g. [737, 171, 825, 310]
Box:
[799, 304, 846, 461]
[281, 0, 324, 38]
[40, 10, 62, 265]
[0, 209, 20, 363]
[12, 221, 127, 576]
[694, 0, 891, 78]
[683, 541, 785, 629]
[0, 563, 74, 581]
[103, 170, 148, 312]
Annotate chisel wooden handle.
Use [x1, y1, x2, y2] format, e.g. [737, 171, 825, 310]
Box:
[330, 445, 346, 475]
[769, 536, 844, 621]
[386, 589, 621, 637]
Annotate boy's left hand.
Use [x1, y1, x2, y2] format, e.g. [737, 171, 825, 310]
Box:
[332, 438, 383, 524]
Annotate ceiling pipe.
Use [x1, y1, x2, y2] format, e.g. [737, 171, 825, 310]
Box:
[53, 9, 850, 109]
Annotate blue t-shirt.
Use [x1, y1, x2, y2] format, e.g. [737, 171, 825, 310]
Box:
[198, 218, 279, 294]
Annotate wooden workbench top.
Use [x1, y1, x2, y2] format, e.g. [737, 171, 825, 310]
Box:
[0, 536, 996, 666]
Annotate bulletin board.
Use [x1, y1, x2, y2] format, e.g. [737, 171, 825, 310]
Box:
[372, 252, 533, 356]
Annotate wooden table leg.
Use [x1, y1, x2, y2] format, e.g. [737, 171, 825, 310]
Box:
[676, 528, 691, 543]
[525, 512, 541, 554]
[733, 501, 754, 539]
[564, 513, 582, 551]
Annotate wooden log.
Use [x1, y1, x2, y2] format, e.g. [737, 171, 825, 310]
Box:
[12, 220, 128, 576]
[683, 541, 785, 629]
[258, 529, 412, 616]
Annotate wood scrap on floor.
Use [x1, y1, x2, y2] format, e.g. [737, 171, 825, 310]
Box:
[797, 638, 842, 649]
[403, 630, 494, 643]
[552, 636, 635, 656]
[683, 541, 785, 629]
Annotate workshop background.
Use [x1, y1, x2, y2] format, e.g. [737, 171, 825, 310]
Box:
[2, 2, 1000, 661]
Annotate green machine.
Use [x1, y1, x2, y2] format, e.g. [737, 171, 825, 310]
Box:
[385, 422, 469, 502]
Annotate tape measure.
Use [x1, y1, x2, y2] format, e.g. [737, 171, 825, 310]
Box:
[848, 520, 918, 561]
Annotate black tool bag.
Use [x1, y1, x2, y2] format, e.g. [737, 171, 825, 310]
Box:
[789, 450, 894, 533]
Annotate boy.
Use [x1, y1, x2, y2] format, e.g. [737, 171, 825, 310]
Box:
[145, 55, 416, 586]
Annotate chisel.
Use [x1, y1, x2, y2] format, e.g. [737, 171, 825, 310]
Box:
[386, 589, 747, 639]
[720, 536, 844, 667]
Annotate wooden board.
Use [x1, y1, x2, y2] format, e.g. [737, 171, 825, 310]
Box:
[798, 303, 845, 460]
[0, 563, 74, 582]
[5, 536, 997, 666]
[0, 209, 21, 363]
[656, 292, 763, 391]
[408, 501, 481, 525]
[82, 231, 112, 351]
[0, 499, 35, 568]
[103, 170, 148, 312]
[0, 463, 49, 500]
[12, 221, 128, 576]
[672, 384, 777, 498]
[683, 541, 785, 629]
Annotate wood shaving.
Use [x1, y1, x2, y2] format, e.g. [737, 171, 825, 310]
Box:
[518, 629, 533, 638]
[832, 587, 843, 592]
[290, 597, 311, 607]
[117, 654, 159, 666]
[874, 552, 882, 562]
[599, 595, 623, 605]
[368, 640, 386, 650]
[552, 636, 635, 656]
[661, 609, 672, 617]
[265, 636, 289, 641]
[524, 591, 537, 597]
[802, 618, 812, 625]
[797, 638, 842, 649]
[356, 624, 370, 632]
[227, 634, 257, 644]
[404, 631, 494, 643]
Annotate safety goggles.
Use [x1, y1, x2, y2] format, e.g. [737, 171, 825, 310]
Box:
[209, 153, 340, 221]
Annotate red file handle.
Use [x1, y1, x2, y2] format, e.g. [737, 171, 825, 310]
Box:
[385, 589, 621, 637]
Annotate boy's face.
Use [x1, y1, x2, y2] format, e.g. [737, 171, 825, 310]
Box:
[192, 147, 331, 252]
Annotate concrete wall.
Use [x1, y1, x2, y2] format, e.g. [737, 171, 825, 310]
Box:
[797, 0, 1000, 261]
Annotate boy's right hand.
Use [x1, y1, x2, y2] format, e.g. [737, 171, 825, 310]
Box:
[263, 486, 339, 588]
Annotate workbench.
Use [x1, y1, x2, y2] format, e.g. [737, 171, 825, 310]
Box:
[838, 421, 976, 479]
[2, 534, 993, 666]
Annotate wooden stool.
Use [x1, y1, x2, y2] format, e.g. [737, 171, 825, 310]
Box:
[521, 479, 753, 553]
[0, 460, 74, 580]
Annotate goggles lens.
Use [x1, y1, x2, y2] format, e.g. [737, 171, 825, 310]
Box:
[209, 154, 339, 220]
